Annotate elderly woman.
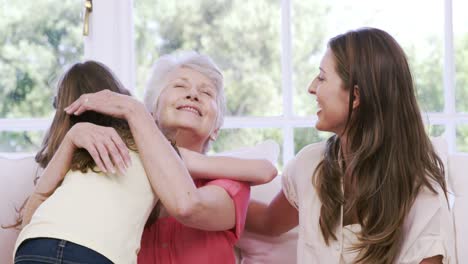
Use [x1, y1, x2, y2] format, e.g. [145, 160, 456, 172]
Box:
[23, 52, 277, 264]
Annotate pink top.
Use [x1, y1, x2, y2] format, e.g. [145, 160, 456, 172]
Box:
[137, 179, 250, 264]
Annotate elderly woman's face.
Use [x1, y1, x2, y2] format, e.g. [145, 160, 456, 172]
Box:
[155, 66, 219, 143]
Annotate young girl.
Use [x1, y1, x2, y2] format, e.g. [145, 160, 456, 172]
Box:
[13, 60, 277, 264]
[245, 28, 456, 264]
[13, 61, 156, 264]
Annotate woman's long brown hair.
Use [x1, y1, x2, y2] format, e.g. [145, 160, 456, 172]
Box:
[313, 28, 447, 263]
[5, 61, 136, 228]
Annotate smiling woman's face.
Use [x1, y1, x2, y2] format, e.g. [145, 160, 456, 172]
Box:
[308, 48, 350, 136]
[154, 66, 219, 144]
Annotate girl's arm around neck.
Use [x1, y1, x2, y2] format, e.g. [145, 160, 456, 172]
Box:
[34, 135, 75, 194]
[180, 148, 278, 185]
[22, 135, 76, 226]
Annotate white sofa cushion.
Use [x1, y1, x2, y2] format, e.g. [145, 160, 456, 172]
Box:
[213, 140, 298, 264]
[448, 153, 468, 264]
[449, 153, 468, 196]
[215, 140, 298, 264]
[235, 177, 298, 264]
[0, 154, 38, 264]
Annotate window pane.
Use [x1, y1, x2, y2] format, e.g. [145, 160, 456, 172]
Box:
[294, 125, 444, 155]
[454, 0, 468, 112]
[427, 124, 445, 137]
[0, 0, 83, 118]
[0, 131, 45, 153]
[294, 127, 332, 154]
[293, 0, 444, 115]
[456, 124, 468, 152]
[134, 0, 282, 116]
[211, 128, 283, 166]
[292, 1, 329, 116]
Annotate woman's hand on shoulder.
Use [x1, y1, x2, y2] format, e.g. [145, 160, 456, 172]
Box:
[65, 122, 131, 174]
[64, 89, 143, 120]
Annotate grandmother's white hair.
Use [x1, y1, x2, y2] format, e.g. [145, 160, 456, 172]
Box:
[143, 51, 225, 131]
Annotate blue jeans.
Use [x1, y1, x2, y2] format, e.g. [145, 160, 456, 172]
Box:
[15, 238, 113, 264]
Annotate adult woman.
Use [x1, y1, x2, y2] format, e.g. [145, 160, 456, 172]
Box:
[245, 28, 455, 264]
[29, 52, 277, 264]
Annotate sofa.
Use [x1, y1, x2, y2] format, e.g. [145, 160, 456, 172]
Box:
[1, 139, 466, 264]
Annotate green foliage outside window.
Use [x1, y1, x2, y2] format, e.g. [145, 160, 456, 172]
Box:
[0, 0, 82, 151]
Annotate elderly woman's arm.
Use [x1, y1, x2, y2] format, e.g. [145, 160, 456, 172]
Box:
[65, 90, 244, 230]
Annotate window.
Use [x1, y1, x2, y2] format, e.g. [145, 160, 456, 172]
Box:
[293, 0, 444, 115]
[0, 0, 83, 152]
[134, 0, 288, 164]
[2, 0, 467, 164]
[134, 0, 282, 118]
[291, 0, 449, 157]
[134, 0, 468, 165]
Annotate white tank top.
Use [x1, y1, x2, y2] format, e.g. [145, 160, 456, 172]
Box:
[14, 151, 157, 264]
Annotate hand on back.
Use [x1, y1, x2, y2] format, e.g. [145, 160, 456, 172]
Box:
[65, 122, 131, 175]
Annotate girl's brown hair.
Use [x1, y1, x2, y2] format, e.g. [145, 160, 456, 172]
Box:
[314, 28, 447, 263]
[36, 60, 136, 172]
